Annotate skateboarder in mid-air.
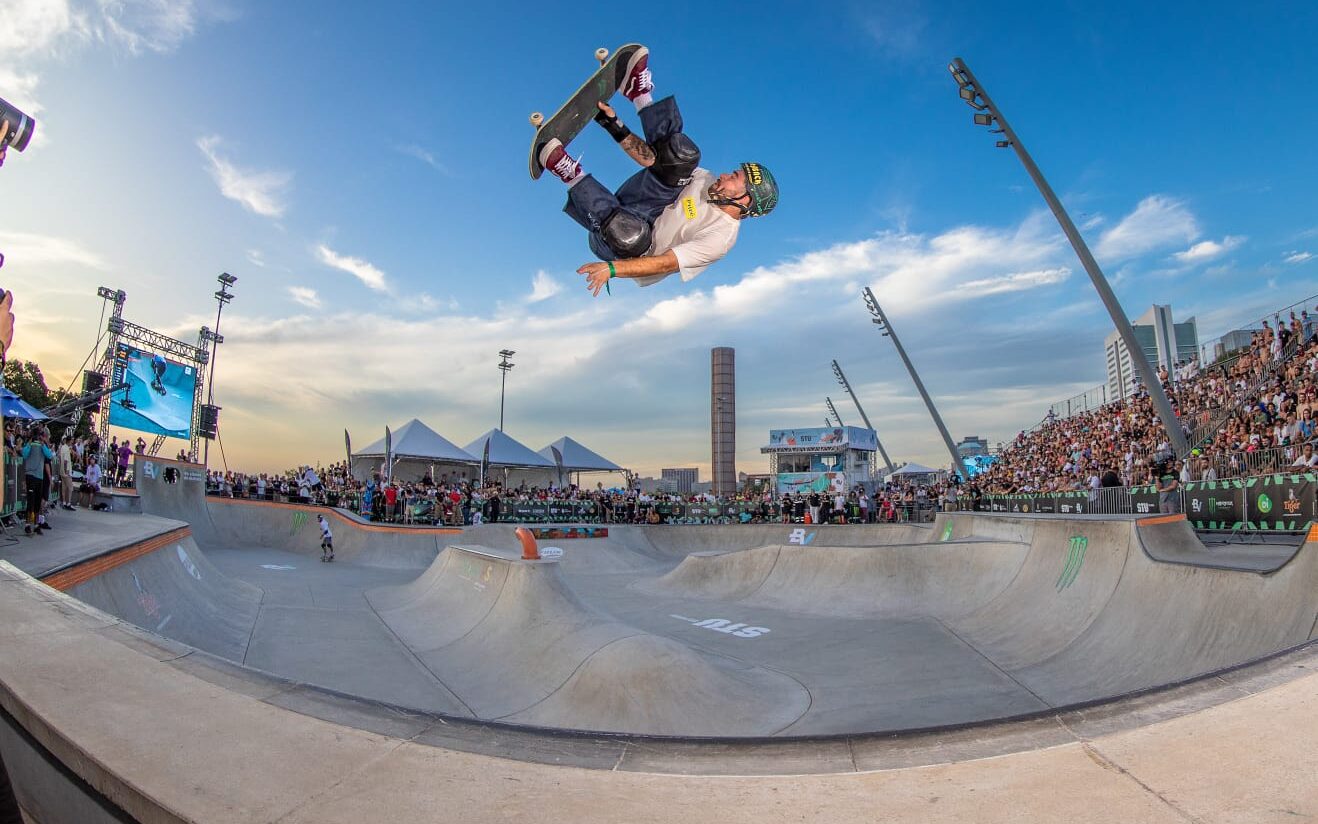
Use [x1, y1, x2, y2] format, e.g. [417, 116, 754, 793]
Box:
[150, 353, 167, 395]
[537, 47, 779, 296]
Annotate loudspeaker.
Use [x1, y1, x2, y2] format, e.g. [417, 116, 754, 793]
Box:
[198, 404, 221, 439]
[82, 371, 105, 392]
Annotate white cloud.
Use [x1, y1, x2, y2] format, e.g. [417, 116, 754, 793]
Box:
[1173, 235, 1245, 263]
[528, 270, 561, 303]
[246, 249, 266, 268]
[627, 210, 1071, 335]
[315, 244, 389, 292]
[197, 136, 291, 218]
[959, 267, 1071, 296]
[0, 0, 215, 57]
[0, 230, 107, 269]
[287, 286, 321, 309]
[1095, 195, 1199, 262]
[1284, 251, 1313, 265]
[396, 143, 448, 174]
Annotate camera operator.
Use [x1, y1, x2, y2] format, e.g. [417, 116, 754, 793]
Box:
[1154, 454, 1181, 515]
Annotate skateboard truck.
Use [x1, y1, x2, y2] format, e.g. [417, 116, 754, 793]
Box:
[529, 49, 608, 129]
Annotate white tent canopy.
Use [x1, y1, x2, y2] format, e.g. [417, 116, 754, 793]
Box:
[537, 436, 623, 472]
[463, 429, 555, 469]
[889, 462, 939, 476]
[356, 419, 478, 463]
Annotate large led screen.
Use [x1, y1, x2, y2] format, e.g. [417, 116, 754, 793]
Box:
[108, 343, 196, 440]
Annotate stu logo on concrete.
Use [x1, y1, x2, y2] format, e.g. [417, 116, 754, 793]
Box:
[788, 528, 816, 545]
[669, 615, 770, 638]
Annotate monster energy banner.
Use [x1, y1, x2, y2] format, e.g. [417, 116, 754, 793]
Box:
[1245, 473, 1315, 531]
[1183, 479, 1246, 530]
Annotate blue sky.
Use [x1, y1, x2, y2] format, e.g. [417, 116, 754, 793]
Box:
[3, 0, 1316, 476]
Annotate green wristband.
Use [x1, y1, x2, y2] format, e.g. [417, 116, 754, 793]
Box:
[605, 261, 615, 295]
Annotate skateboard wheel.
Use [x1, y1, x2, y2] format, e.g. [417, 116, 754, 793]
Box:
[595, 48, 608, 64]
[529, 112, 544, 127]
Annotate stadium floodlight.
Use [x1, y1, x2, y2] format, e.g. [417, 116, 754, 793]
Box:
[947, 56, 1189, 457]
[204, 272, 237, 466]
[497, 350, 516, 431]
[860, 288, 965, 480]
[831, 358, 897, 476]
[973, 113, 994, 126]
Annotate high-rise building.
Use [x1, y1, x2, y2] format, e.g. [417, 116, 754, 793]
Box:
[661, 467, 698, 495]
[711, 347, 736, 496]
[1104, 305, 1199, 400]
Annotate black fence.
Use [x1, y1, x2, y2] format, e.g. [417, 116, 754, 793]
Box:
[964, 472, 1315, 532]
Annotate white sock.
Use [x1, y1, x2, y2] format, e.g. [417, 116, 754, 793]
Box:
[632, 93, 653, 112]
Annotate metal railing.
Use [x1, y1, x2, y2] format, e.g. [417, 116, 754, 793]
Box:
[1045, 383, 1108, 422]
[1182, 334, 1301, 457]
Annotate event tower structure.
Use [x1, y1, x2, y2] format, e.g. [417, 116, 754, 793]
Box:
[711, 347, 736, 497]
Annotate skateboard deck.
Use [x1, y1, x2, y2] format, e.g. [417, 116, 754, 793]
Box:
[528, 43, 644, 179]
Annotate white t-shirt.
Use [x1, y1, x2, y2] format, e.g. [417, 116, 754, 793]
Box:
[635, 168, 740, 287]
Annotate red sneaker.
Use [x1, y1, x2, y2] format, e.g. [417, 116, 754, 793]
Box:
[538, 138, 582, 184]
[620, 47, 652, 103]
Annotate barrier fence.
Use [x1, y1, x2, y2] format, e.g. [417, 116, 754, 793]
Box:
[963, 472, 1313, 532]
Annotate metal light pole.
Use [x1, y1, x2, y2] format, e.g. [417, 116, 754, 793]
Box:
[497, 349, 515, 431]
[862, 288, 965, 480]
[203, 273, 235, 467]
[949, 58, 1188, 457]
[832, 359, 897, 476]
[825, 396, 845, 427]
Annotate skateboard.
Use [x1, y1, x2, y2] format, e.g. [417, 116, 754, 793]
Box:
[528, 43, 643, 180]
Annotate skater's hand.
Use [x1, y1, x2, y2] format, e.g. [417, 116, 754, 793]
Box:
[579, 262, 612, 297]
[596, 100, 616, 120]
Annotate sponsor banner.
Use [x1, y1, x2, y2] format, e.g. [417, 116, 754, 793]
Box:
[1246, 474, 1315, 531]
[766, 426, 877, 452]
[530, 527, 608, 540]
[1055, 493, 1088, 515]
[1184, 479, 1246, 530]
[506, 502, 598, 522]
[1033, 495, 1058, 514]
[1129, 485, 1160, 516]
[776, 472, 846, 496]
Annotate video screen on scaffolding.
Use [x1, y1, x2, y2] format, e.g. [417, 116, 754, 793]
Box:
[108, 343, 196, 440]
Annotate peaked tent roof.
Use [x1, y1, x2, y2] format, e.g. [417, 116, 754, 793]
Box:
[355, 419, 478, 463]
[889, 461, 940, 475]
[538, 436, 623, 472]
[463, 429, 556, 469]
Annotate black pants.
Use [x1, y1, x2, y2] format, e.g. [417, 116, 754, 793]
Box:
[25, 476, 43, 524]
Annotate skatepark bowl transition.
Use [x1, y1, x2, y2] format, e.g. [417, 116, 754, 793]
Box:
[1, 454, 1316, 821]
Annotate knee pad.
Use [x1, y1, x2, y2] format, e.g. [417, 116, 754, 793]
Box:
[652, 133, 701, 188]
[601, 210, 653, 258]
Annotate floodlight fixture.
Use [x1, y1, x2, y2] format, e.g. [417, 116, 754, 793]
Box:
[958, 85, 977, 102]
[973, 113, 994, 126]
[996, 140, 1012, 148]
[218, 272, 237, 286]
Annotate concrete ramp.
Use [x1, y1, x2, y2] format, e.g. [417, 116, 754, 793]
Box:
[368, 545, 810, 735]
[650, 540, 1031, 618]
[67, 532, 261, 662]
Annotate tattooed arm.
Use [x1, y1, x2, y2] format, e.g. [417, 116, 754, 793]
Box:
[596, 101, 654, 168]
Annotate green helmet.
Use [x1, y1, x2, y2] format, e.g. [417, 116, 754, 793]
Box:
[740, 162, 778, 217]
